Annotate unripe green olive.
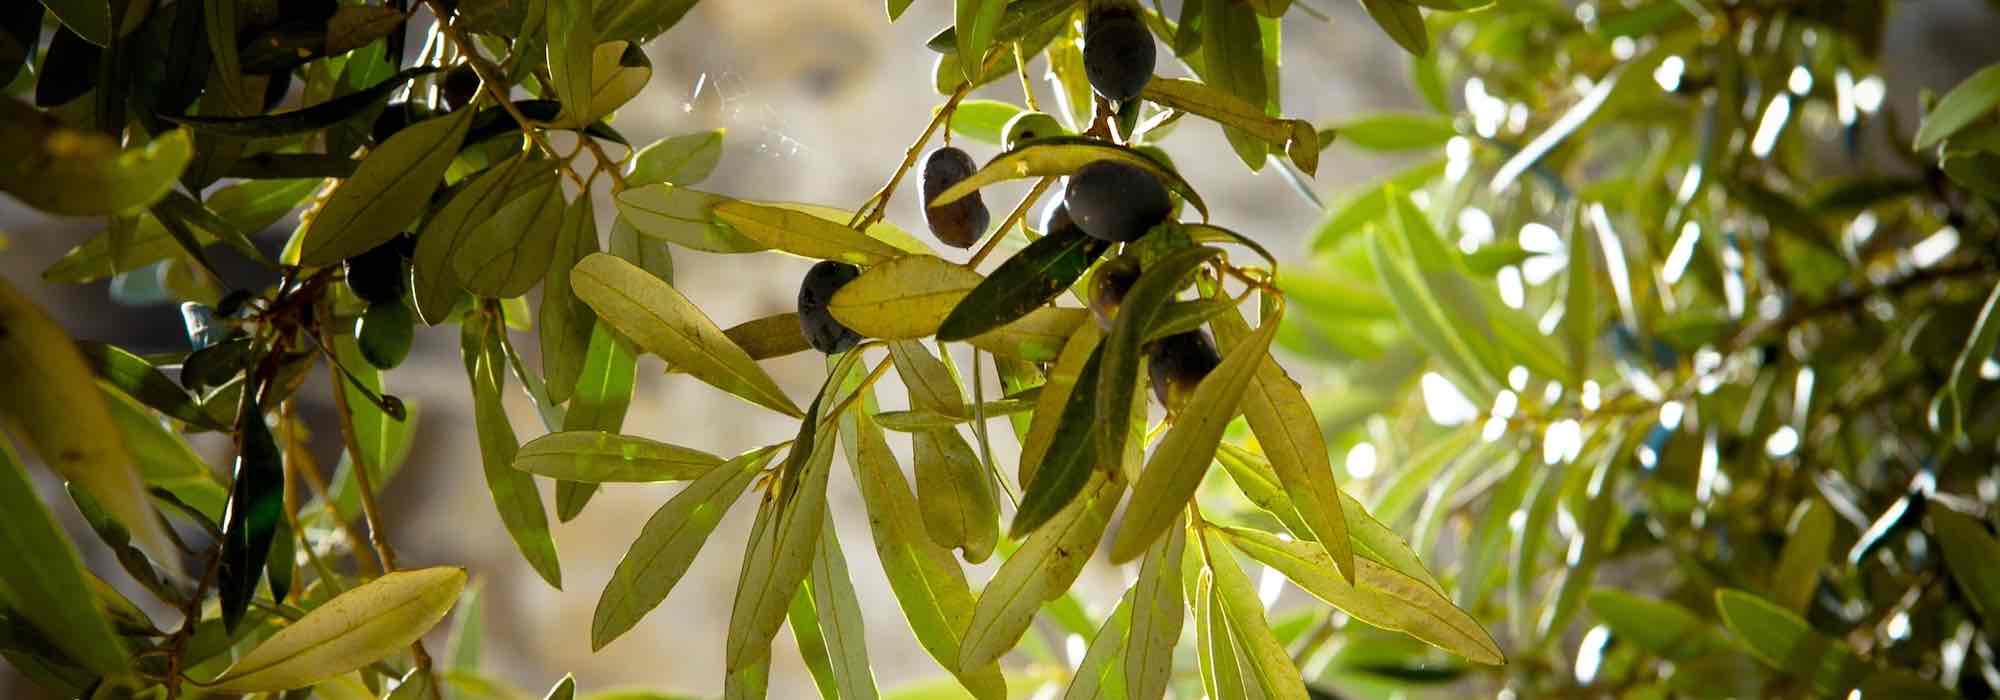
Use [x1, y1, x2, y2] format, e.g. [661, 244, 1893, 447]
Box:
[1146, 330, 1221, 413]
[1064, 160, 1172, 243]
[1002, 111, 1065, 151]
[1090, 254, 1141, 330]
[1082, 6, 1156, 102]
[922, 146, 991, 248]
[798, 261, 865, 354]
[355, 302, 415, 370]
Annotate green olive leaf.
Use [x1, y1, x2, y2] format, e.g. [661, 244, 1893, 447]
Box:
[937, 225, 1109, 342]
[1109, 311, 1274, 562]
[299, 108, 473, 266]
[1930, 508, 2000, 636]
[1010, 344, 1104, 536]
[207, 567, 467, 692]
[802, 511, 879, 700]
[1016, 323, 1101, 486]
[954, 0, 1006, 81]
[615, 184, 764, 253]
[1715, 588, 1877, 696]
[890, 341, 1000, 561]
[514, 431, 724, 483]
[455, 168, 566, 298]
[828, 255, 986, 340]
[947, 99, 1023, 144]
[546, 0, 599, 127]
[1584, 588, 1726, 661]
[929, 137, 1209, 220]
[1096, 246, 1224, 476]
[958, 471, 1123, 674]
[1141, 77, 1317, 174]
[712, 200, 909, 265]
[555, 323, 639, 521]
[1201, 530, 1311, 700]
[1359, 0, 1430, 57]
[955, 306, 1081, 363]
[1210, 305, 1355, 583]
[0, 276, 176, 578]
[164, 67, 439, 137]
[1771, 499, 1833, 614]
[628, 129, 725, 187]
[1914, 63, 2000, 150]
[1125, 517, 1187, 700]
[463, 315, 563, 589]
[542, 195, 601, 405]
[836, 368, 1007, 700]
[1222, 526, 1503, 665]
[566, 41, 651, 127]
[571, 253, 803, 417]
[413, 156, 529, 324]
[590, 444, 780, 650]
[0, 439, 130, 676]
[664, 312, 812, 373]
[0, 101, 193, 216]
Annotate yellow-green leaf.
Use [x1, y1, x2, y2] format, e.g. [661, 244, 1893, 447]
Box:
[299, 109, 473, 266]
[514, 431, 724, 483]
[209, 567, 467, 692]
[0, 276, 175, 576]
[1210, 305, 1354, 583]
[591, 445, 778, 650]
[1125, 517, 1186, 700]
[964, 306, 1087, 363]
[566, 42, 650, 127]
[413, 155, 529, 324]
[1141, 78, 1316, 173]
[1222, 527, 1503, 665]
[928, 137, 1209, 220]
[1771, 499, 1833, 614]
[712, 200, 908, 265]
[0, 101, 193, 216]
[1202, 530, 1310, 700]
[1109, 314, 1276, 562]
[615, 184, 763, 253]
[958, 473, 1123, 673]
[0, 439, 130, 676]
[455, 169, 565, 298]
[572, 253, 802, 417]
[828, 255, 986, 340]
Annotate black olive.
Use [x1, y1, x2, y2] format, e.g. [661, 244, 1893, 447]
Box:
[1146, 330, 1221, 413]
[798, 261, 865, 354]
[1082, 7, 1156, 102]
[1064, 160, 1172, 243]
[344, 240, 409, 304]
[922, 146, 991, 248]
[1090, 254, 1142, 331]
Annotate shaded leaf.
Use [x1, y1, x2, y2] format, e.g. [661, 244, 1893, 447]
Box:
[0, 440, 129, 676]
[300, 109, 474, 266]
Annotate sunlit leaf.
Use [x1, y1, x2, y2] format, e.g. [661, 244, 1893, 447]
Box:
[208, 567, 467, 692]
[299, 108, 473, 266]
[828, 255, 986, 340]
[929, 137, 1209, 220]
[628, 130, 725, 187]
[959, 473, 1123, 673]
[0, 102, 193, 216]
[0, 440, 129, 676]
[1914, 64, 2000, 150]
[514, 431, 724, 483]
[1771, 499, 1832, 614]
[572, 253, 803, 417]
[712, 201, 909, 265]
[463, 315, 562, 589]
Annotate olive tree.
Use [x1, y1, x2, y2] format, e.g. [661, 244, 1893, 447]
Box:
[0, 0, 1994, 698]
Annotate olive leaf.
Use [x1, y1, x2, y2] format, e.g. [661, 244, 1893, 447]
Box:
[514, 431, 724, 483]
[827, 255, 987, 340]
[0, 102, 193, 216]
[1010, 344, 1104, 536]
[81, 342, 225, 431]
[0, 276, 176, 577]
[628, 129, 725, 187]
[1210, 306, 1355, 583]
[836, 368, 1007, 699]
[711, 200, 909, 265]
[542, 195, 601, 405]
[801, 512, 879, 700]
[1064, 592, 1133, 700]
[1914, 63, 2000, 149]
[1359, 0, 1430, 57]
[615, 184, 763, 253]
[546, 0, 600, 127]
[591, 444, 781, 650]
[889, 341, 1000, 562]
[219, 393, 285, 631]
[463, 315, 563, 589]
[1109, 309, 1274, 562]
[1771, 499, 1833, 614]
[0, 440, 130, 676]
[163, 67, 439, 137]
[928, 137, 1210, 220]
[953, 0, 1006, 81]
[455, 168, 566, 298]
[1125, 517, 1187, 700]
[1222, 526, 1503, 665]
[947, 99, 1024, 144]
[958, 471, 1124, 673]
[567, 42, 652, 127]
[1928, 508, 2000, 635]
[1096, 246, 1224, 476]
[571, 253, 803, 417]
[1142, 77, 1318, 175]
[299, 108, 474, 266]
[207, 567, 467, 692]
[964, 306, 1088, 363]
[1200, 529, 1310, 700]
[555, 323, 639, 521]
[937, 225, 1109, 342]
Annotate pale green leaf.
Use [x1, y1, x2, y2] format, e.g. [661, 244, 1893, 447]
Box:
[514, 431, 724, 483]
[712, 201, 909, 265]
[210, 567, 467, 692]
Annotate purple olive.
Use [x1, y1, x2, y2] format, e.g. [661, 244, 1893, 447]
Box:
[1064, 160, 1171, 243]
[1147, 330, 1221, 413]
[798, 261, 865, 354]
[922, 146, 991, 248]
[1083, 7, 1156, 102]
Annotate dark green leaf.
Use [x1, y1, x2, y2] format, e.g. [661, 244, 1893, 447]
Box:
[938, 226, 1109, 341]
[164, 67, 439, 137]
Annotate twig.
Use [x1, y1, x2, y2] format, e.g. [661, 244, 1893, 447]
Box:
[325, 302, 443, 700]
[966, 176, 1056, 268]
[163, 547, 223, 699]
[849, 49, 1005, 230]
[420, 0, 588, 191]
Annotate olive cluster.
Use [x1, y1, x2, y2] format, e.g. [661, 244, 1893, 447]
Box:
[797, 4, 1210, 407]
[345, 235, 417, 370]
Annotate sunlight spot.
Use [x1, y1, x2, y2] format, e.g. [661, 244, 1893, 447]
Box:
[1660, 401, 1685, 430]
[1765, 426, 1800, 458]
[1582, 381, 1602, 411]
[1346, 442, 1379, 480]
[1065, 634, 1086, 668]
[1509, 366, 1530, 392]
[1458, 208, 1496, 252]
[1422, 373, 1479, 426]
[1258, 566, 1285, 610]
[1788, 66, 1814, 95]
[1836, 70, 1858, 125]
[1751, 95, 1791, 158]
[1663, 222, 1700, 284]
[1493, 390, 1519, 419]
[1498, 266, 1526, 309]
[1544, 419, 1583, 465]
[1654, 56, 1685, 92]
[1855, 75, 1886, 113]
[1483, 416, 1509, 442]
[1913, 227, 1959, 268]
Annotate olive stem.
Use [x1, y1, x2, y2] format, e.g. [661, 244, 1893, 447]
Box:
[815, 354, 897, 435]
[850, 49, 1006, 230]
[966, 176, 1056, 269]
[420, 0, 592, 192]
[1013, 42, 1041, 113]
[328, 306, 444, 700]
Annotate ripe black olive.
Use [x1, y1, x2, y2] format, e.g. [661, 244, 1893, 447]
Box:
[441, 64, 481, 111]
[798, 261, 865, 354]
[1082, 7, 1156, 102]
[1063, 160, 1172, 243]
[1090, 254, 1141, 330]
[1146, 330, 1221, 413]
[344, 240, 408, 305]
[922, 146, 991, 248]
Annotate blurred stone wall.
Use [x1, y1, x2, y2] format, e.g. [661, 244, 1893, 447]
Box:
[4, 0, 1998, 697]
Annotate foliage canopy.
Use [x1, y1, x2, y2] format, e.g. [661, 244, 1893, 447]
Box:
[0, 0, 1996, 698]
